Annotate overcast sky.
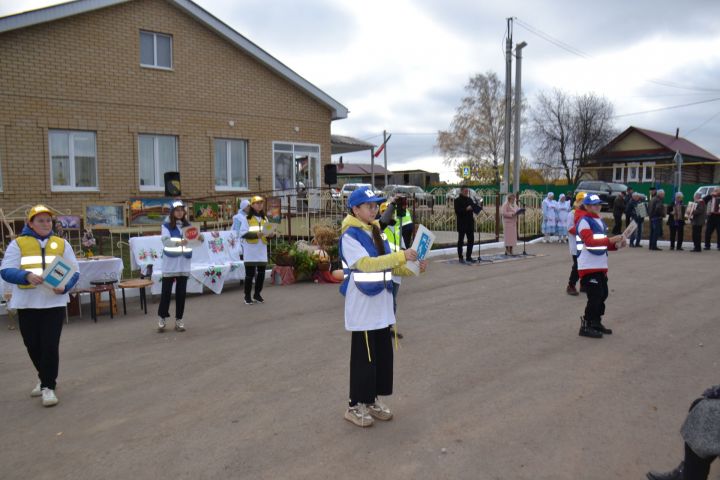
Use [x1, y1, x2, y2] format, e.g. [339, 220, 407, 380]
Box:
[3, 0, 720, 182]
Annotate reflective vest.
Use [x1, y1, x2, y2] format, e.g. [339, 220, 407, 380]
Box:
[576, 216, 608, 256]
[384, 224, 402, 252]
[339, 226, 393, 297]
[162, 223, 193, 259]
[245, 216, 268, 245]
[16, 235, 65, 289]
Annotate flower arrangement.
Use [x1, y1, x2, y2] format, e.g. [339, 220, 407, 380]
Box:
[81, 228, 96, 257]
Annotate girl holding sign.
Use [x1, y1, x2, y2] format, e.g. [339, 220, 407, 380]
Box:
[339, 187, 427, 427]
[239, 196, 275, 305]
[0, 205, 80, 407]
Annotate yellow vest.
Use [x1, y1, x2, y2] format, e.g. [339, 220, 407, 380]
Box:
[383, 225, 402, 252]
[246, 216, 268, 245]
[16, 235, 66, 289]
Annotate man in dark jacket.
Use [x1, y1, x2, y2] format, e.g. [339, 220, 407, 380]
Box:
[612, 191, 626, 234]
[703, 187, 720, 250]
[648, 189, 666, 250]
[454, 187, 478, 263]
[625, 192, 645, 247]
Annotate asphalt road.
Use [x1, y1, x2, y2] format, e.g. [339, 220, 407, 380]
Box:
[1, 243, 718, 480]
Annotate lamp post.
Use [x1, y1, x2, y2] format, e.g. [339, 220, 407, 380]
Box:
[513, 41, 527, 194]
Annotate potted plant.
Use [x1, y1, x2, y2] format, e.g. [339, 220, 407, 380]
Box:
[290, 248, 317, 281]
[270, 241, 294, 266]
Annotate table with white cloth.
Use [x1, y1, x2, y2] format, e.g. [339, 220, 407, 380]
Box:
[76, 257, 124, 290]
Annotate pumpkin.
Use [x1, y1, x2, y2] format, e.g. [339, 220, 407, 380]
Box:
[331, 269, 344, 281]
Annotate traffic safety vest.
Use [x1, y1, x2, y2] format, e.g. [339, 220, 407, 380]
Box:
[162, 223, 193, 259]
[245, 216, 268, 245]
[16, 235, 65, 289]
[383, 224, 402, 252]
[575, 217, 608, 256]
[339, 226, 393, 297]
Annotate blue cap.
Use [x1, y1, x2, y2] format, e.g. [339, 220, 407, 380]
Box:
[347, 187, 385, 209]
[583, 194, 602, 205]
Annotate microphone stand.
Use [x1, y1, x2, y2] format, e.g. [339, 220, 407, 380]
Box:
[475, 199, 492, 262]
[521, 201, 528, 256]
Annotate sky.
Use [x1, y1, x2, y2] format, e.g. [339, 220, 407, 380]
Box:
[3, 0, 720, 182]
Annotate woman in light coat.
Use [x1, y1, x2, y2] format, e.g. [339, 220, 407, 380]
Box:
[541, 192, 557, 242]
[501, 194, 520, 255]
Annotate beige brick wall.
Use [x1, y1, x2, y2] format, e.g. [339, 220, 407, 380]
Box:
[0, 0, 335, 217]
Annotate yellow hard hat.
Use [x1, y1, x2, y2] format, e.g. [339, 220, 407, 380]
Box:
[575, 191, 587, 202]
[27, 204, 52, 222]
[379, 202, 389, 214]
[250, 195, 264, 204]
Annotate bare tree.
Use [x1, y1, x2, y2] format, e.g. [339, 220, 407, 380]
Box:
[531, 89, 616, 184]
[437, 72, 506, 184]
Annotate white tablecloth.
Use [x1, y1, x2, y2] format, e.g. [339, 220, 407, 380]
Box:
[76, 258, 124, 290]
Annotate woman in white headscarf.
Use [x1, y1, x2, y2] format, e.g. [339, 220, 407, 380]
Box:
[556, 194, 571, 243]
[542, 192, 557, 242]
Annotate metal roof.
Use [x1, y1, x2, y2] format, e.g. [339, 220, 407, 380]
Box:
[331, 134, 376, 155]
[0, 0, 348, 120]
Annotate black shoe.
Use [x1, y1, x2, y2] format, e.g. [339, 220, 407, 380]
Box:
[594, 323, 613, 335]
[466, 258, 478, 263]
[244, 296, 254, 305]
[677, 247, 683, 251]
[636, 244, 643, 248]
[579, 326, 603, 338]
[458, 258, 466, 264]
[691, 248, 701, 252]
[253, 294, 264, 304]
[646, 462, 684, 480]
[669, 246, 675, 250]
[704, 246, 711, 250]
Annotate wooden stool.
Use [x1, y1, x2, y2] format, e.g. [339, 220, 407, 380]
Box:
[118, 278, 154, 315]
[89, 280, 118, 321]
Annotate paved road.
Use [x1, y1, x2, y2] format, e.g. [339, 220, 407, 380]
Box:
[1, 244, 718, 480]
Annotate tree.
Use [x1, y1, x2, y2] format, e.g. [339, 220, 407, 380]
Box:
[438, 72, 507, 185]
[530, 89, 616, 184]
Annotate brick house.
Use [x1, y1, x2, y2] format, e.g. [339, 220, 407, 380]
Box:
[0, 0, 347, 219]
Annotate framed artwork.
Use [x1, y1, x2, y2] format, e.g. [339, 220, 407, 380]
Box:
[129, 198, 173, 226]
[266, 196, 282, 223]
[193, 202, 219, 221]
[83, 204, 126, 228]
[56, 215, 81, 229]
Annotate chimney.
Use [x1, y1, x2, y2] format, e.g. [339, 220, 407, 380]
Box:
[338, 156, 343, 170]
[675, 128, 679, 139]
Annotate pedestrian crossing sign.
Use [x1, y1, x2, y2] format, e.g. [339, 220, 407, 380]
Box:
[462, 166, 470, 179]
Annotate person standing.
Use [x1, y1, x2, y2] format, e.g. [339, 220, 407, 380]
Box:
[158, 201, 202, 332]
[379, 198, 405, 339]
[566, 192, 587, 296]
[689, 193, 706, 252]
[703, 187, 720, 250]
[454, 187, 477, 263]
[541, 192, 557, 242]
[501, 193, 520, 255]
[239, 196, 275, 305]
[0, 205, 80, 407]
[626, 192, 646, 247]
[576, 195, 625, 338]
[667, 192, 686, 251]
[556, 194, 570, 243]
[339, 187, 426, 427]
[649, 189, 666, 250]
[612, 191, 626, 234]
[231, 199, 251, 259]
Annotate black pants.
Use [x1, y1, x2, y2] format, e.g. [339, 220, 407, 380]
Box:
[457, 228, 474, 260]
[669, 222, 684, 249]
[612, 213, 623, 234]
[158, 276, 188, 320]
[692, 225, 703, 251]
[705, 215, 720, 248]
[581, 272, 608, 327]
[568, 255, 579, 287]
[349, 327, 393, 405]
[18, 307, 65, 390]
[683, 442, 715, 480]
[244, 265, 266, 298]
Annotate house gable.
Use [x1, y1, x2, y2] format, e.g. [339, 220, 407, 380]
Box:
[608, 131, 664, 153]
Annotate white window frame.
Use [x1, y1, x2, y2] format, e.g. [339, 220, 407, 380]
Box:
[140, 31, 173, 70]
[612, 163, 624, 183]
[138, 134, 178, 191]
[642, 162, 655, 183]
[214, 138, 249, 191]
[626, 162, 640, 183]
[49, 130, 99, 192]
[271, 141, 321, 191]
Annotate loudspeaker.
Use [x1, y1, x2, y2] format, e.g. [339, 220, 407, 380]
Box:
[324, 164, 337, 185]
[164, 172, 181, 196]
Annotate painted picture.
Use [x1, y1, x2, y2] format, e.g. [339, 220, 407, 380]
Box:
[56, 215, 81, 229]
[266, 196, 282, 224]
[129, 198, 173, 226]
[84, 204, 126, 228]
[194, 202, 219, 222]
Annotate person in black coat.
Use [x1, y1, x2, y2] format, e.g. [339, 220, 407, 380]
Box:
[666, 192, 686, 251]
[612, 191, 626, 234]
[703, 187, 720, 250]
[454, 187, 480, 263]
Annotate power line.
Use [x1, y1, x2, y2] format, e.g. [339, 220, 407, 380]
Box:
[614, 97, 720, 118]
[685, 109, 720, 136]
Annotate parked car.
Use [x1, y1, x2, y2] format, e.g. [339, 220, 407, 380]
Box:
[445, 187, 482, 204]
[694, 185, 719, 199]
[332, 183, 373, 200]
[382, 184, 434, 207]
[574, 180, 613, 210]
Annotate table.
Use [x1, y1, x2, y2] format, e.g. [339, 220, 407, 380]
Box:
[76, 257, 124, 290]
[89, 279, 118, 321]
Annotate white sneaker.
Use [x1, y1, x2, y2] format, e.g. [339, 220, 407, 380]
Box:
[175, 319, 185, 332]
[344, 404, 373, 427]
[367, 399, 393, 421]
[158, 318, 166, 332]
[30, 381, 42, 397]
[41, 388, 58, 407]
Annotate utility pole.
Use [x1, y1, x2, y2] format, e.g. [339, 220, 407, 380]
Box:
[502, 17, 513, 194]
[383, 129, 389, 187]
[370, 146, 375, 189]
[513, 41, 527, 194]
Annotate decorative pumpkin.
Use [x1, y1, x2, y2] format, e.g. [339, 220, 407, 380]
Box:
[331, 269, 344, 281]
[313, 249, 330, 263]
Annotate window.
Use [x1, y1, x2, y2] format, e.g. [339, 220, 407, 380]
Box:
[49, 130, 98, 191]
[642, 162, 655, 182]
[214, 139, 248, 190]
[138, 134, 177, 190]
[140, 31, 172, 69]
[626, 162, 640, 182]
[612, 164, 624, 183]
[272, 142, 320, 190]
